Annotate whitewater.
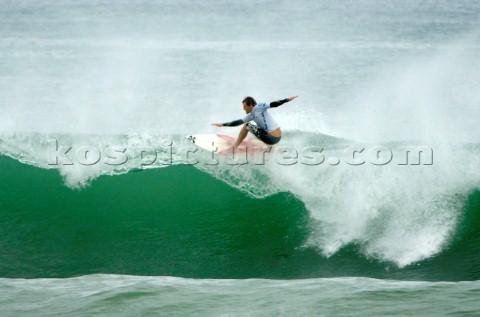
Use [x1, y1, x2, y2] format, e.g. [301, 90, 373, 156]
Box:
[1, 0, 480, 316]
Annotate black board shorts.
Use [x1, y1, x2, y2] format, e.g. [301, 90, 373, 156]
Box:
[246, 123, 281, 145]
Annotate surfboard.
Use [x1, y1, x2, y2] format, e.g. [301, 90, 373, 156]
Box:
[187, 134, 269, 155]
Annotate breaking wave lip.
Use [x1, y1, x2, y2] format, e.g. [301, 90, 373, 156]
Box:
[0, 132, 190, 188]
[1, 131, 479, 268]
[0, 131, 346, 189]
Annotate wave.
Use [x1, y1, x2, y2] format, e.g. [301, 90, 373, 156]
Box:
[1, 274, 480, 317]
[1, 132, 479, 280]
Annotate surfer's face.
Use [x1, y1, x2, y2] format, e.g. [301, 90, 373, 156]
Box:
[243, 102, 253, 114]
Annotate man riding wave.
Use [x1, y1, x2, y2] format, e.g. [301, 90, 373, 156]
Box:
[212, 95, 299, 148]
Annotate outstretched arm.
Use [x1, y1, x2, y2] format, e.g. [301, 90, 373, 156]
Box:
[211, 119, 244, 127]
[270, 95, 299, 107]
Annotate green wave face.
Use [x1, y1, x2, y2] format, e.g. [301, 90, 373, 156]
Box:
[1, 155, 479, 281]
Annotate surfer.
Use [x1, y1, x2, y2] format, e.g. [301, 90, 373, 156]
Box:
[211, 96, 299, 148]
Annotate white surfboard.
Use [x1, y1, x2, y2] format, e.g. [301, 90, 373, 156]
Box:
[187, 134, 269, 155]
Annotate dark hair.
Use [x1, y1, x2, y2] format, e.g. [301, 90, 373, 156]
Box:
[242, 96, 257, 107]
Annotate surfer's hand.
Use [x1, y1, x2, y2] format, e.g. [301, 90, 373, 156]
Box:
[288, 96, 299, 102]
[211, 123, 223, 127]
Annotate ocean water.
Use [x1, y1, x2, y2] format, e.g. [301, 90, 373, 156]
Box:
[1, 0, 480, 316]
